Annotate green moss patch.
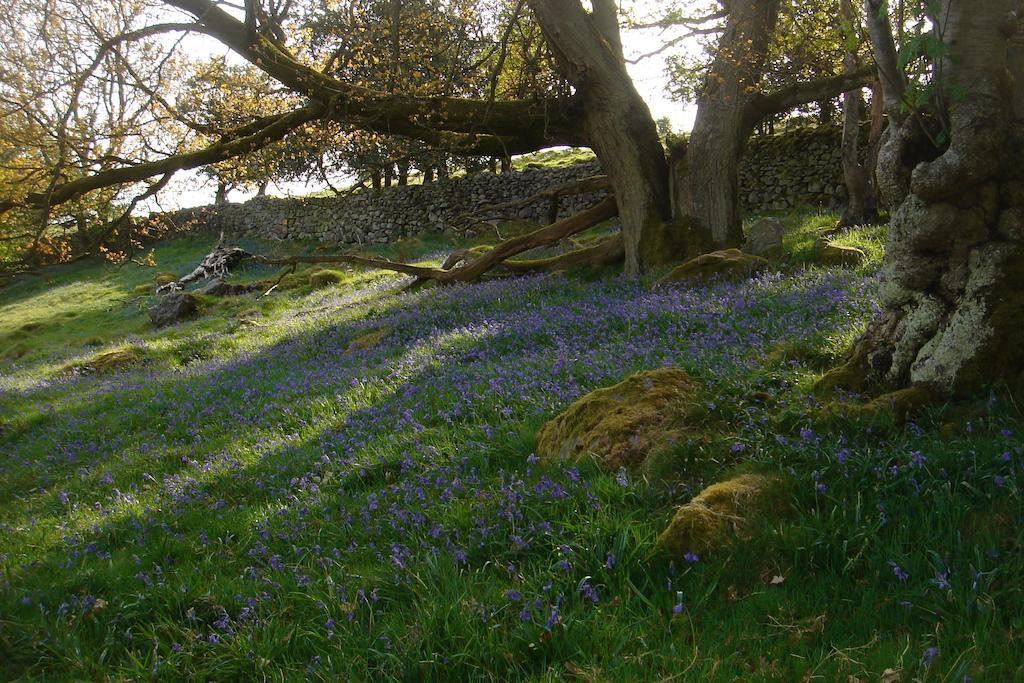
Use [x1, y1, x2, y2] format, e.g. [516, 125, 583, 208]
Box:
[65, 346, 144, 375]
[308, 269, 346, 286]
[153, 272, 179, 286]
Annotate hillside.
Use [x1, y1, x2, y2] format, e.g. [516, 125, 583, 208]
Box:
[0, 213, 1021, 680]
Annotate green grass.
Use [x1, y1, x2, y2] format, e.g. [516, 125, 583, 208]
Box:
[511, 147, 597, 171]
[0, 212, 1021, 681]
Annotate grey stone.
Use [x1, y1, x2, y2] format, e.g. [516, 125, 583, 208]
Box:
[149, 291, 199, 327]
[743, 218, 784, 259]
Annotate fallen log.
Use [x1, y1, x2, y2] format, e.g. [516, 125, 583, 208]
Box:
[157, 233, 250, 292]
[158, 196, 619, 292]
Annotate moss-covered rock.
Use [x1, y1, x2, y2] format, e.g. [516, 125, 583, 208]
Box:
[346, 328, 388, 353]
[655, 472, 787, 558]
[535, 368, 700, 470]
[67, 347, 144, 374]
[309, 269, 346, 287]
[153, 272, 179, 286]
[813, 239, 865, 267]
[655, 249, 768, 288]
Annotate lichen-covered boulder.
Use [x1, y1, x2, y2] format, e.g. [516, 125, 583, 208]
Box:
[656, 473, 786, 557]
[535, 368, 698, 469]
[813, 239, 865, 267]
[655, 249, 768, 288]
[743, 218, 784, 259]
[149, 291, 199, 328]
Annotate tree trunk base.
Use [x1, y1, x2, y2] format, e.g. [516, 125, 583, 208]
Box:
[821, 126, 1024, 397]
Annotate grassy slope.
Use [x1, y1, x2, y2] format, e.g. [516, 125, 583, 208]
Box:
[0, 213, 1020, 681]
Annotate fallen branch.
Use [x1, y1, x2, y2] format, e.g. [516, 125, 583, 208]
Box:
[157, 232, 252, 292]
[158, 196, 619, 293]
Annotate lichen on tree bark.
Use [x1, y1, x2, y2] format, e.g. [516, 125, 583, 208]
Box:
[832, 0, 1024, 395]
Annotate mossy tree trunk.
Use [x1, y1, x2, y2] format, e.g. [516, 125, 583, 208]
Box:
[850, 0, 1024, 394]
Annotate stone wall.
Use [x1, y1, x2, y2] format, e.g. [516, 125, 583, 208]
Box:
[156, 125, 847, 245]
[740, 125, 846, 211]
[158, 161, 607, 245]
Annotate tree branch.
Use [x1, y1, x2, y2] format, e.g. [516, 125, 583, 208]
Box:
[864, 0, 906, 123]
[162, 0, 578, 149]
[15, 104, 326, 213]
[747, 65, 875, 123]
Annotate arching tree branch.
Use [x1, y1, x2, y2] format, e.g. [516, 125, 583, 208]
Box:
[747, 65, 876, 124]
[162, 0, 578, 149]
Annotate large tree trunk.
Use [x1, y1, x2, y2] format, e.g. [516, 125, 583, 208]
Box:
[686, 0, 780, 248]
[841, 0, 1024, 395]
[530, 0, 682, 276]
[837, 0, 881, 227]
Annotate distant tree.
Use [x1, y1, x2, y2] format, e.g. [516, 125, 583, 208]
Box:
[177, 60, 302, 201]
[835, 0, 883, 227]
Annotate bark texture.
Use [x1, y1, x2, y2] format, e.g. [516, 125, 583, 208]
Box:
[837, 0, 881, 227]
[844, 0, 1024, 395]
[530, 0, 682, 276]
[687, 0, 781, 248]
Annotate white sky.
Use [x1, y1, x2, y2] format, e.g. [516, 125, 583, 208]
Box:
[154, 12, 698, 210]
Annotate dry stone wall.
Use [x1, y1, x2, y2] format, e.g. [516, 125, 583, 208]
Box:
[740, 125, 847, 211]
[155, 125, 847, 246]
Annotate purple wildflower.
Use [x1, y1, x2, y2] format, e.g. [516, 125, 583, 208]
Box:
[614, 467, 629, 487]
[888, 561, 909, 582]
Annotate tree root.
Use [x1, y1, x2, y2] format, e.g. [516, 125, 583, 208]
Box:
[501, 234, 623, 272]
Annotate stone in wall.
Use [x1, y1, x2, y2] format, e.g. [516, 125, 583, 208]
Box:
[151, 125, 852, 246]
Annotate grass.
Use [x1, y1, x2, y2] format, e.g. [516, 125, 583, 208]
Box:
[0, 211, 1021, 681]
[512, 148, 597, 171]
